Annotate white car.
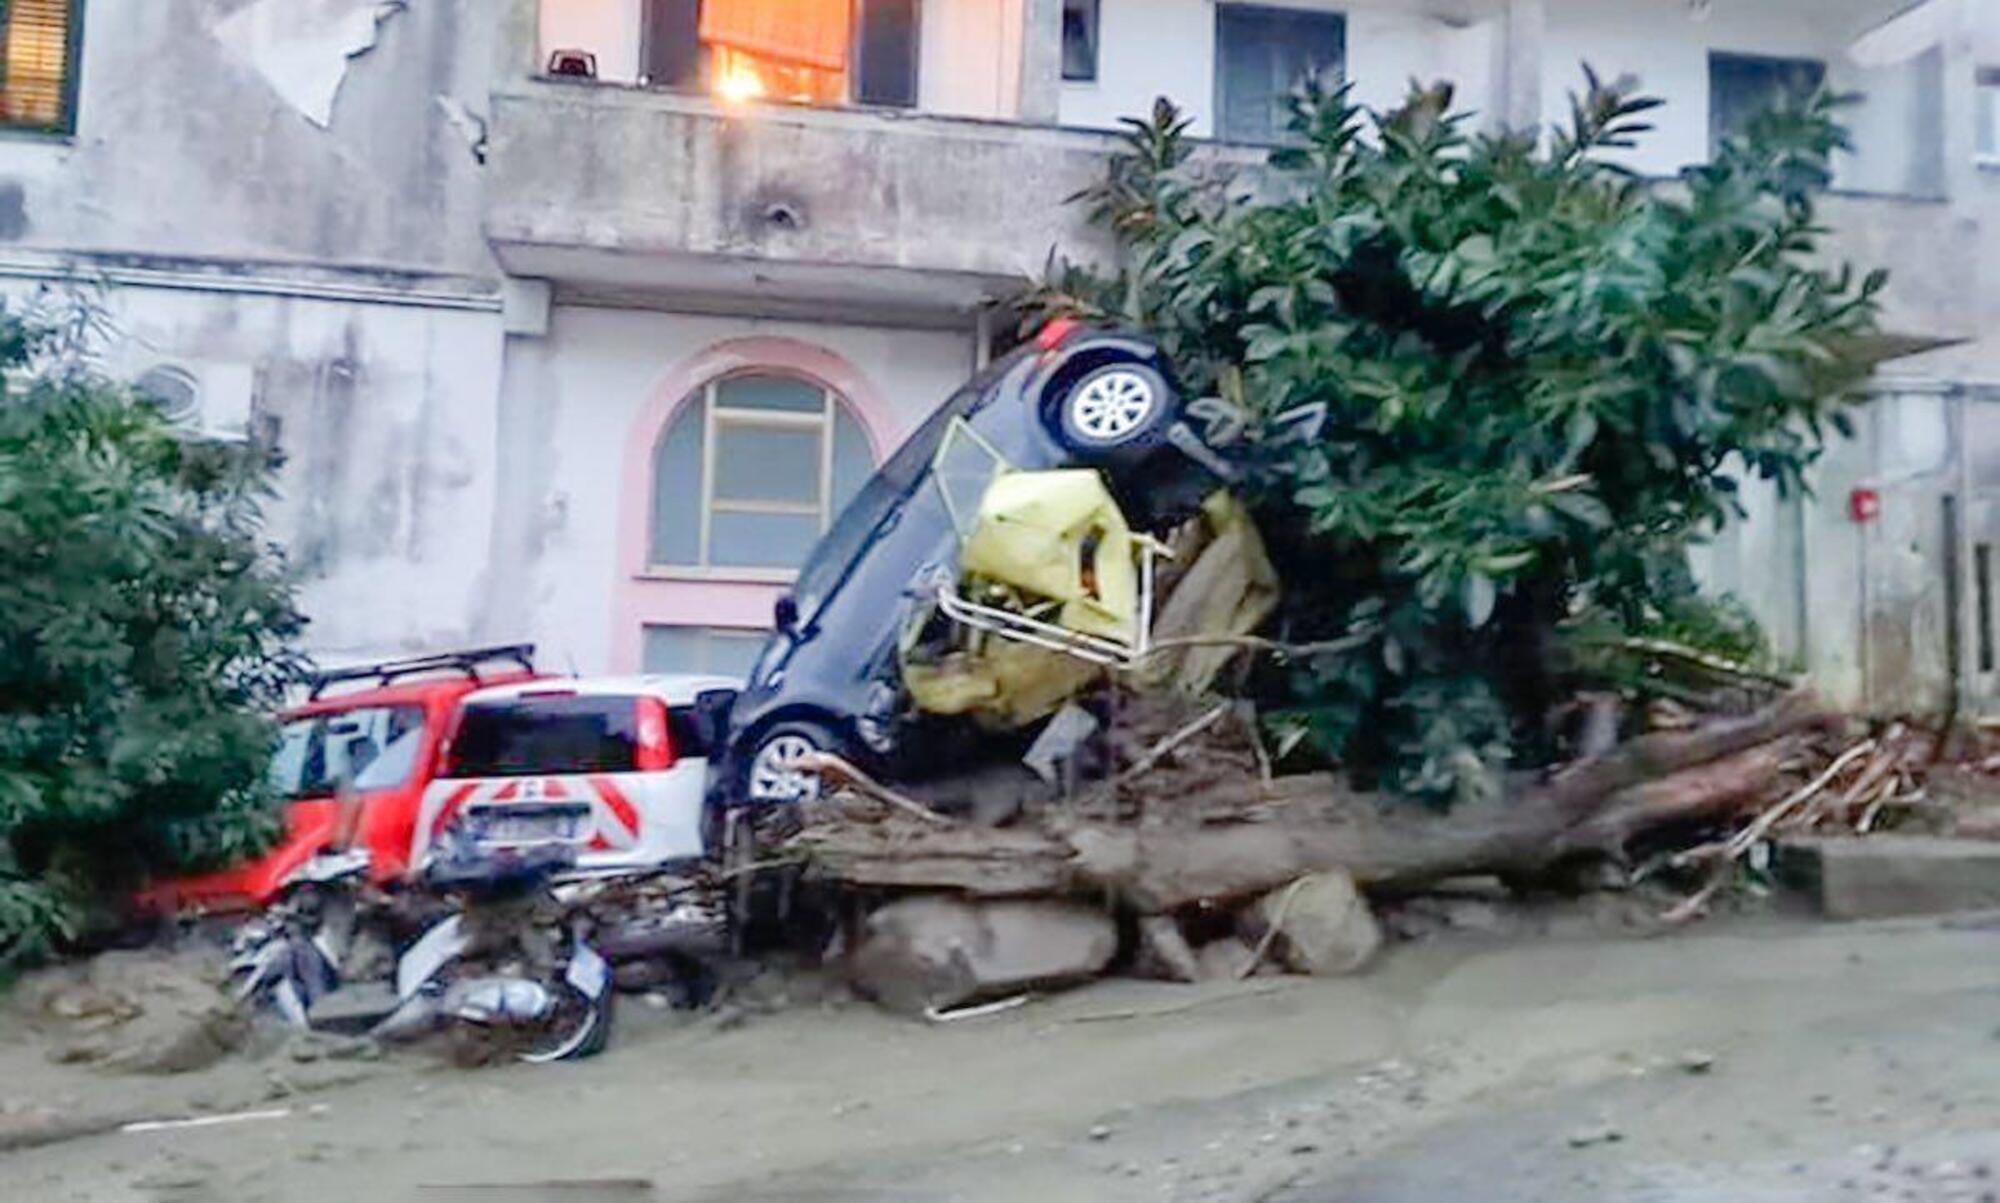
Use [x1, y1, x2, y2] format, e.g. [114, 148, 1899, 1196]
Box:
[410, 675, 740, 876]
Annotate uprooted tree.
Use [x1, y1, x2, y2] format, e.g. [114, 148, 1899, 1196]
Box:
[1028, 71, 1883, 807]
[0, 300, 306, 966]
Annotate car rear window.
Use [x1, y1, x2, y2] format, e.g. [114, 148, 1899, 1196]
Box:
[271, 705, 426, 799]
[446, 695, 641, 778]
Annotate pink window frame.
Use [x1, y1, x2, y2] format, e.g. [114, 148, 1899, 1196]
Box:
[611, 337, 895, 673]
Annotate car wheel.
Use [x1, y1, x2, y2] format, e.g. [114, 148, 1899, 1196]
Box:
[1055, 362, 1176, 456]
[743, 721, 837, 805]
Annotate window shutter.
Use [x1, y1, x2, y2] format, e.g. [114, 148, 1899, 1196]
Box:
[2, 0, 72, 129]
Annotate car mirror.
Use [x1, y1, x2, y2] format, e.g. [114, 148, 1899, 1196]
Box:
[774, 594, 799, 633]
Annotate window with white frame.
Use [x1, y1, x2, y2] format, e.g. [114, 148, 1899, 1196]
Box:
[1978, 66, 1999, 165]
[649, 371, 874, 575]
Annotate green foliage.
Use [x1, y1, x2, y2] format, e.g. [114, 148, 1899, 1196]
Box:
[0, 298, 305, 964]
[1034, 70, 1880, 804]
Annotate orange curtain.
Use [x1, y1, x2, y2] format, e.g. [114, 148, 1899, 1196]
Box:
[699, 0, 853, 72]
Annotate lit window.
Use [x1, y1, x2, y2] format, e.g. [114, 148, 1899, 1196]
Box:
[1215, 4, 1344, 145]
[1, 0, 80, 133]
[1708, 52, 1824, 157]
[643, 625, 768, 677]
[1062, 0, 1099, 83]
[649, 371, 874, 573]
[1978, 67, 1999, 164]
[632, 0, 919, 108]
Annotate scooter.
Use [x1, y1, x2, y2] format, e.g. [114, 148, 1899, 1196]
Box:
[375, 830, 618, 1064]
[228, 846, 377, 1027]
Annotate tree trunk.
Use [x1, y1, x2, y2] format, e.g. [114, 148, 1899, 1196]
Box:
[796, 692, 1831, 913]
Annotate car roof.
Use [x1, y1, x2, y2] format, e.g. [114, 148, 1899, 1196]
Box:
[458, 674, 743, 708]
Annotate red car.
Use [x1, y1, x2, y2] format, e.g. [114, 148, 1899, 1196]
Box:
[147, 646, 539, 913]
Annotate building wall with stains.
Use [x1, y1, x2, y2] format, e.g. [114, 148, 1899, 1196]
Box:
[0, 0, 496, 279]
[0, 1, 519, 665]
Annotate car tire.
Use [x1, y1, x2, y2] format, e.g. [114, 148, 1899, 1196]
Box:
[1053, 362, 1177, 458]
[742, 720, 839, 806]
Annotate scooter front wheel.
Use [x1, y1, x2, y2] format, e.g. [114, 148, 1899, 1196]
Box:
[516, 984, 613, 1064]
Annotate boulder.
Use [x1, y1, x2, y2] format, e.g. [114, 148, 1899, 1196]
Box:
[849, 896, 1117, 1015]
[1193, 936, 1262, 981]
[1241, 871, 1381, 976]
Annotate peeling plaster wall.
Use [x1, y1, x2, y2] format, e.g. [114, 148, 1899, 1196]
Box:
[0, 0, 497, 279]
[493, 306, 975, 673]
[0, 279, 508, 663]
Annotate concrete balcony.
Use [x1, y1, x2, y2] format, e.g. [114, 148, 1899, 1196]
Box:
[483, 80, 1122, 324]
[484, 79, 1973, 344]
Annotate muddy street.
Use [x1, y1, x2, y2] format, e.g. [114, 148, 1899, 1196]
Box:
[2, 912, 1995, 1202]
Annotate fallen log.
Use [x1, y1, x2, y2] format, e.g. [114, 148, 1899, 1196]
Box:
[794, 691, 1834, 913]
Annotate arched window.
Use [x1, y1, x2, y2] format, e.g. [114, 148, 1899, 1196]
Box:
[649, 371, 874, 573]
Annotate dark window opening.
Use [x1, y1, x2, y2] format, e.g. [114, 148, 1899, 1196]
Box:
[641, 0, 703, 89]
[1977, 543, 1994, 674]
[1215, 4, 1344, 145]
[1062, 0, 1099, 83]
[856, 0, 919, 108]
[0, 0, 82, 134]
[447, 696, 643, 778]
[1708, 51, 1825, 157]
[1978, 65, 1998, 161]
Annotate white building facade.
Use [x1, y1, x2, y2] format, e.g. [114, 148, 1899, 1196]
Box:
[1, 0, 1995, 713]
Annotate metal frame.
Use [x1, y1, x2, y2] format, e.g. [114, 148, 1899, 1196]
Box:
[307, 643, 536, 699]
[934, 533, 1167, 668]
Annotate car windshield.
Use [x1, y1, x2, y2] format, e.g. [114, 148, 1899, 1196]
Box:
[269, 705, 426, 799]
[446, 695, 642, 777]
[791, 378, 994, 623]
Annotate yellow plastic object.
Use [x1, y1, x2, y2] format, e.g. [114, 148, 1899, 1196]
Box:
[903, 640, 1104, 729]
[959, 469, 1141, 643]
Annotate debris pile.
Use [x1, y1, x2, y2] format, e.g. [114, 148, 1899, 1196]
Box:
[792, 529, 2000, 1014]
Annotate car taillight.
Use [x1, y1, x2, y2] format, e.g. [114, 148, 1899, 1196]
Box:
[635, 697, 675, 771]
[1036, 316, 1081, 352]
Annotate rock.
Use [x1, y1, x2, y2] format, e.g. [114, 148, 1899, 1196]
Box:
[1778, 835, 2000, 919]
[1679, 1049, 1718, 1075]
[1134, 916, 1200, 983]
[848, 896, 1116, 1016]
[1568, 1124, 1623, 1149]
[1194, 937, 1260, 981]
[1088, 1123, 1114, 1141]
[1241, 872, 1381, 977]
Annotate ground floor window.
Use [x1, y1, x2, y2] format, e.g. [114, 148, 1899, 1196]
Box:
[643, 624, 768, 678]
[649, 370, 874, 576]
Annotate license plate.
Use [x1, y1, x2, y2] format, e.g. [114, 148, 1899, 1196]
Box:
[472, 812, 579, 845]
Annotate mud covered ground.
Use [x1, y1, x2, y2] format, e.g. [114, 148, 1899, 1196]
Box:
[3, 907, 1999, 1202]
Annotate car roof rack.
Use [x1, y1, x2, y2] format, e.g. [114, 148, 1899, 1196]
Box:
[307, 644, 536, 700]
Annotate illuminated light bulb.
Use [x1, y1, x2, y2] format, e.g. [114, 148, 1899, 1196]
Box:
[717, 65, 766, 104]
